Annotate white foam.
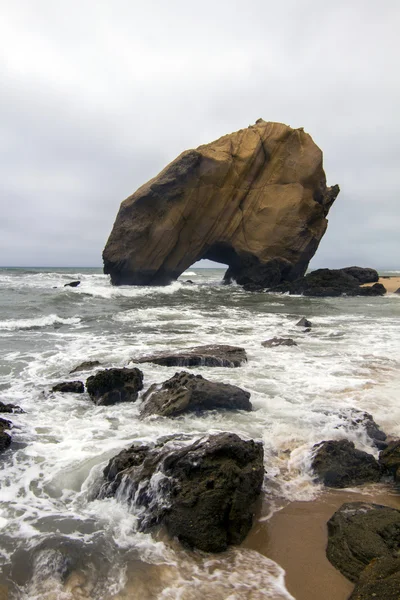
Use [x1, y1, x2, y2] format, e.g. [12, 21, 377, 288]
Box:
[0, 314, 81, 330]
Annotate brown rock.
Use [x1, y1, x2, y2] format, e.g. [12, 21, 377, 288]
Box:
[134, 344, 247, 368]
[103, 120, 339, 288]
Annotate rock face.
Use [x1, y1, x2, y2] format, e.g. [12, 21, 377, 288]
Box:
[134, 345, 247, 368]
[103, 120, 339, 288]
[326, 502, 400, 583]
[140, 371, 252, 418]
[97, 432, 264, 552]
[349, 556, 400, 600]
[311, 439, 381, 487]
[379, 441, 400, 481]
[271, 268, 386, 296]
[86, 368, 143, 406]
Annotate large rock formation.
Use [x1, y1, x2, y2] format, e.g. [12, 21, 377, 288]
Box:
[103, 120, 339, 287]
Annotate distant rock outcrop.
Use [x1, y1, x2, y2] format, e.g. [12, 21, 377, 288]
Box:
[103, 121, 339, 288]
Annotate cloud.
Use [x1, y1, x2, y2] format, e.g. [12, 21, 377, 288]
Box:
[0, 0, 399, 268]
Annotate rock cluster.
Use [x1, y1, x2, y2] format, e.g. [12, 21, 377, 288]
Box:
[103, 120, 339, 288]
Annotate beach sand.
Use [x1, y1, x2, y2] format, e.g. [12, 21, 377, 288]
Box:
[363, 276, 400, 293]
[244, 486, 400, 600]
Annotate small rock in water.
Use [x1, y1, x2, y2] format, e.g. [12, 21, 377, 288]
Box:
[0, 401, 24, 414]
[97, 432, 264, 552]
[333, 408, 387, 449]
[311, 439, 381, 488]
[69, 360, 101, 374]
[64, 281, 81, 288]
[326, 502, 400, 583]
[296, 317, 312, 328]
[52, 381, 84, 394]
[262, 337, 297, 347]
[140, 371, 252, 418]
[134, 344, 247, 368]
[394, 287, 400, 294]
[86, 368, 143, 406]
[0, 418, 12, 453]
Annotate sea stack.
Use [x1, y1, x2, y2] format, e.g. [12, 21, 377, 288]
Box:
[103, 120, 339, 288]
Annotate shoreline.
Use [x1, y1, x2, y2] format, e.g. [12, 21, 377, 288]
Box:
[363, 276, 400, 293]
[244, 485, 400, 600]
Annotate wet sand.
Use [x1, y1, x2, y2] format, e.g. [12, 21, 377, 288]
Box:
[363, 276, 400, 293]
[244, 486, 400, 600]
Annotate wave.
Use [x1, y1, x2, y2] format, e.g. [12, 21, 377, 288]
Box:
[0, 314, 81, 331]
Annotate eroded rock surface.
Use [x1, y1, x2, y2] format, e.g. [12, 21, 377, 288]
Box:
[96, 432, 264, 552]
[134, 345, 247, 368]
[326, 502, 400, 582]
[86, 368, 143, 406]
[140, 371, 252, 417]
[311, 439, 381, 488]
[103, 120, 339, 288]
[379, 441, 400, 481]
[349, 556, 400, 600]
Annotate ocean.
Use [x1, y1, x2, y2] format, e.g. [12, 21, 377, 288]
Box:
[0, 267, 400, 599]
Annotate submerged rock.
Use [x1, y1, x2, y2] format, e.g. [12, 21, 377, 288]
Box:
[134, 345, 247, 368]
[51, 381, 84, 394]
[97, 432, 264, 552]
[64, 281, 81, 288]
[103, 120, 339, 288]
[261, 337, 297, 347]
[69, 360, 101, 374]
[86, 368, 143, 406]
[332, 408, 387, 449]
[296, 317, 312, 328]
[0, 401, 24, 414]
[0, 418, 12, 453]
[326, 502, 400, 582]
[271, 268, 386, 297]
[349, 556, 400, 600]
[140, 371, 252, 418]
[311, 439, 381, 488]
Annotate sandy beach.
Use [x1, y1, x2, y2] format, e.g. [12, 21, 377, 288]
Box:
[363, 276, 400, 293]
[244, 485, 400, 600]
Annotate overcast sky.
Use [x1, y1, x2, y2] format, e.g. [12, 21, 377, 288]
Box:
[1, 0, 399, 270]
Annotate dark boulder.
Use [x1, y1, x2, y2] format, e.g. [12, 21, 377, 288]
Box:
[379, 441, 400, 481]
[326, 502, 400, 582]
[261, 337, 298, 347]
[349, 556, 400, 600]
[140, 371, 252, 418]
[333, 408, 387, 449]
[97, 432, 264, 552]
[341, 266, 379, 283]
[86, 368, 143, 406]
[134, 345, 247, 368]
[64, 281, 81, 288]
[296, 317, 312, 327]
[395, 287, 400, 294]
[271, 268, 386, 297]
[69, 360, 101, 374]
[0, 418, 12, 453]
[311, 439, 381, 488]
[0, 401, 24, 414]
[51, 381, 84, 394]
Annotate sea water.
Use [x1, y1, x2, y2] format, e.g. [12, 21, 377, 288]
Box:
[0, 267, 399, 599]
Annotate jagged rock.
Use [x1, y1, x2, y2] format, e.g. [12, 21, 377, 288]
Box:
[334, 409, 387, 449]
[311, 439, 381, 488]
[140, 371, 252, 418]
[64, 281, 80, 288]
[271, 268, 386, 297]
[349, 556, 400, 600]
[134, 345, 247, 368]
[261, 337, 297, 347]
[51, 381, 84, 394]
[97, 432, 264, 552]
[326, 502, 400, 582]
[69, 360, 101, 374]
[0, 401, 24, 414]
[341, 266, 379, 283]
[0, 417, 12, 453]
[296, 317, 312, 327]
[379, 441, 400, 481]
[103, 121, 339, 288]
[395, 287, 400, 294]
[86, 368, 143, 406]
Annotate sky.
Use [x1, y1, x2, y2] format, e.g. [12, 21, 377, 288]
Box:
[0, 0, 399, 270]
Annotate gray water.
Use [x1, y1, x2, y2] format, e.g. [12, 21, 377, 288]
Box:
[0, 267, 400, 599]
